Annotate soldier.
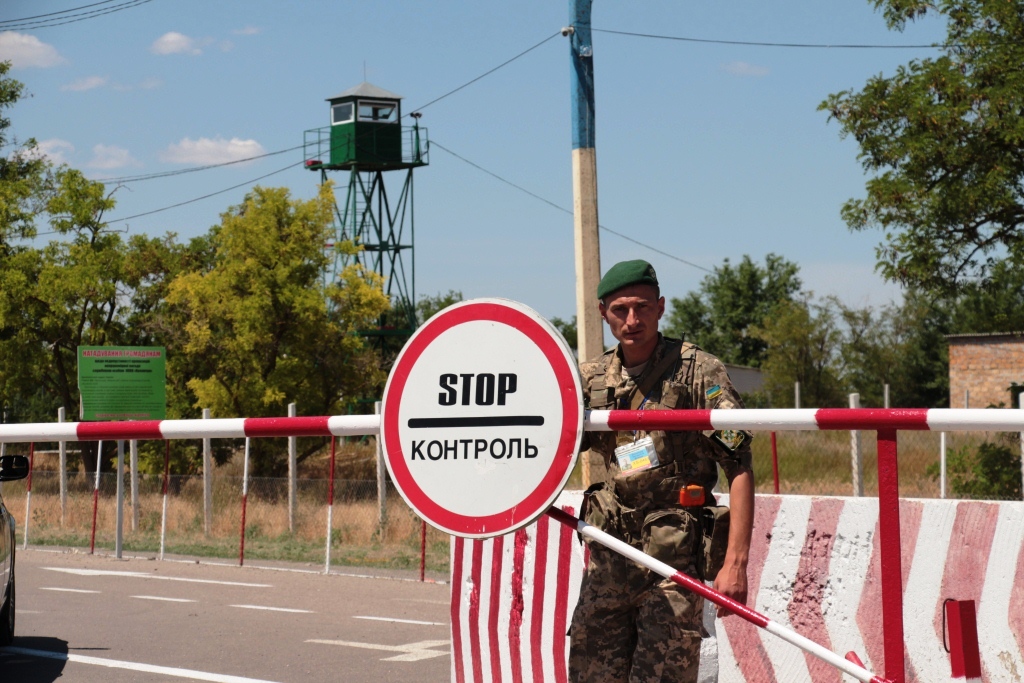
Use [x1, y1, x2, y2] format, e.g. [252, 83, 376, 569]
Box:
[568, 259, 754, 683]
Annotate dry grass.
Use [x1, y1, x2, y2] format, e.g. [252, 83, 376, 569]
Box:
[3, 429, 1015, 573]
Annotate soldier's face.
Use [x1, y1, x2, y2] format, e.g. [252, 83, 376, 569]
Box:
[599, 284, 665, 357]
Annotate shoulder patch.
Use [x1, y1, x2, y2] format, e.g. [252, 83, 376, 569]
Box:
[706, 384, 722, 400]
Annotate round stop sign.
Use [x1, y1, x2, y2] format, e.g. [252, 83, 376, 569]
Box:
[380, 299, 583, 538]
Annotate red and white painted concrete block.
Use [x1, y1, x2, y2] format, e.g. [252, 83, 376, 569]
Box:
[450, 493, 1024, 683]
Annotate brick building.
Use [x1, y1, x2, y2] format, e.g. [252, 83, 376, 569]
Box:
[947, 332, 1024, 408]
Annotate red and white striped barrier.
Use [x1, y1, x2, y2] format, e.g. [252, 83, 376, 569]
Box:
[3, 408, 1024, 443]
[454, 492, 1023, 683]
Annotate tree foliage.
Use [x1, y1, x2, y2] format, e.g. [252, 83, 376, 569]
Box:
[821, 0, 1024, 292]
[663, 254, 801, 367]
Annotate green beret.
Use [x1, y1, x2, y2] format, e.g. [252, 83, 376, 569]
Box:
[597, 259, 659, 300]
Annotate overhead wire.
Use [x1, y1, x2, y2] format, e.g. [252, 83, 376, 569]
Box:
[0, 0, 121, 24]
[0, 0, 153, 31]
[591, 27, 945, 50]
[103, 30, 563, 223]
[97, 144, 305, 184]
[106, 159, 302, 224]
[406, 31, 561, 116]
[430, 140, 713, 274]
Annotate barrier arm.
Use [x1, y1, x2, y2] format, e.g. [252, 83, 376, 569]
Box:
[544, 506, 894, 683]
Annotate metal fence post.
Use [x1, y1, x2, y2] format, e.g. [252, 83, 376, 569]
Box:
[239, 437, 250, 566]
[794, 381, 801, 409]
[130, 439, 139, 532]
[325, 436, 336, 575]
[849, 393, 863, 497]
[159, 441, 170, 560]
[883, 383, 890, 409]
[203, 408, 212, 536]
[940, 431, 947, 499]
[288, 402, 296, 534]
[90, 441, 102, 554]
[376, 401, 386, 532]
[22, 443, 34, 549]
[58, 407, 67, 527]
[115, 440, 124, 558]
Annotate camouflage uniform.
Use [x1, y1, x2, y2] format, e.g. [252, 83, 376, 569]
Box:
[568, 334, 753, 683]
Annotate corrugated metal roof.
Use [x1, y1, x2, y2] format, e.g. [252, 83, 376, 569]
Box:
[326, 81, 403, 102]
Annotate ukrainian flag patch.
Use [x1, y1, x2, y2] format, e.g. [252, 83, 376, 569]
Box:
[706, 384, 722, 401]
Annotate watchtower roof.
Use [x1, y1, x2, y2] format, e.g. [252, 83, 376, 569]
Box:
[326, 81, 403, 102]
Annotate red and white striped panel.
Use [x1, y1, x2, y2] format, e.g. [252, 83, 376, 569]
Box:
[452, 494, 1024, 683]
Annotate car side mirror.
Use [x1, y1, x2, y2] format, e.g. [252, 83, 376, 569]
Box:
[0, 455, 29, 482]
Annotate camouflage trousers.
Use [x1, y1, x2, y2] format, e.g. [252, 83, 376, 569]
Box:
[568, 506, 704, 683]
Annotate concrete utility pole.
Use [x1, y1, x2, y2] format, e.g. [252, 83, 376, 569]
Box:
[568, 0, 602, 365]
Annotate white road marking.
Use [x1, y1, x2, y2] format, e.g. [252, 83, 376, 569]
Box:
[18, 610, 42, 614]
[353, 615, 447, 626]
[0, 646, 284, 683]
[391, 597, 448, 605]
[132, 595, 196, 603]
[43, 567, 270, 587]
[230, 604, 312, 613]
[39, 587, 100, 594]
[307, 639, 450, 662]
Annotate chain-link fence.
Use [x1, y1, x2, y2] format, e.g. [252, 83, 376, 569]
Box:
[1, 427, 1020, 575]
[0, 461, 450, 575]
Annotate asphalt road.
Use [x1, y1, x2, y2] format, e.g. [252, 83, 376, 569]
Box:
[0, 549, 452, 683]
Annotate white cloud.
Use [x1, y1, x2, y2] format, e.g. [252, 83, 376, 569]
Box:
[159, 137, 266, 164]
[61, 76, 108, 92]
[219, 40, 234, 52]
[232, 26, 261, 36]
[0, 31, 66, 68]
[34, 139, 75, 165]
[139, 76, 162, 89]
[87, 144, 139, 170]
[721, 61, 770, 77]
[150, 32, 202, 56]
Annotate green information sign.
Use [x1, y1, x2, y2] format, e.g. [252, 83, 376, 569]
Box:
[78, 346, 167, 421]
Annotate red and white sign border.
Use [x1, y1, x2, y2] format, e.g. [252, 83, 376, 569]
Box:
[380, 298, 583, 538]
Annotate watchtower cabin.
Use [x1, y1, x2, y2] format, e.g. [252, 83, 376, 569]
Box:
[303, 81, 428, 340]
[305, 82, 425, 171]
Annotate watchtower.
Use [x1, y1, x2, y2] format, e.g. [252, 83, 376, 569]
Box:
[304, 82, 428, 334]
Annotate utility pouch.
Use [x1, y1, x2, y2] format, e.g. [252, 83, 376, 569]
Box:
[699, 505, 731, 581]
[640, 509, 700, 576]
[580, 483, 622, 541]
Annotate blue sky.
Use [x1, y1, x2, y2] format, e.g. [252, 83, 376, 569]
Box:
[2, 1, 946, 333]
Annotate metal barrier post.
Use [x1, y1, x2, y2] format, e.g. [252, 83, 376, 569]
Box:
[115, 440, 124, 558]
[940, 432, 947, 499]
[288, 402, 296, 534]
[130, 439, 139, 532]
[850, 393, 863, 496]
[876, 429, 906, 683]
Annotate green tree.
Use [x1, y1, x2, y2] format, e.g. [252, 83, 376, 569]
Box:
[821, 1, 1024, 292]
[416, 289, 462, 325]
[663, 254, 802, 367]
[167, 185, 389, 475]
[0, 61, 49, 245]
[753, 297, 846, 408]
[549, 315, 579, 356]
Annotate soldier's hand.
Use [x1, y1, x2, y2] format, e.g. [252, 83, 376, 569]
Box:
[712, 561, 748, 617]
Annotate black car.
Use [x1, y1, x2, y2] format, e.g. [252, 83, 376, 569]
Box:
[0, 454, 29, 646]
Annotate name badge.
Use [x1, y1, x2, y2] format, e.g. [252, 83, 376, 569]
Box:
[614, 436, 660, 474]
